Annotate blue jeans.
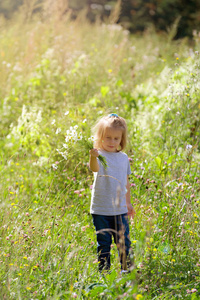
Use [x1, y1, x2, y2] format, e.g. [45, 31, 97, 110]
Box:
[92, 213, 132, 271]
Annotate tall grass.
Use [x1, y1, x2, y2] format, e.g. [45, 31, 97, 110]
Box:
[0, 3, 200, 299]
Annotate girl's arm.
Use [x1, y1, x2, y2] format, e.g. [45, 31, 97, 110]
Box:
[89, 149, 100, 172]
[126, 176, 136, 218]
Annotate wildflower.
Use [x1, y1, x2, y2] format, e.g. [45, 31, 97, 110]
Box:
[72, 293, 77, 298]
[52, 164, 58, 170]
[186, 144, 192, 150]
[56, 128, 61, 134]
[196, 263, 200, 267]
[191, 289, 197, 293]
[81, 226, 86, 232]
[135, 294, 143, 300]
[74, 190, 80, 194]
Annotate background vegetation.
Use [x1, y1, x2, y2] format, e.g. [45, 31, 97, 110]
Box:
[0, 0, 200, 299]
[1, 0, 200, 38]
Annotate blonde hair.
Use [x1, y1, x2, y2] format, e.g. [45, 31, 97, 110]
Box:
[93, 114, 127, 151]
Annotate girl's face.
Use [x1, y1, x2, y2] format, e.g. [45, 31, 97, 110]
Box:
[101, 127, 122, 152]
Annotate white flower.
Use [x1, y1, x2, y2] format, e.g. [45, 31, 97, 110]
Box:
[52, 164, 58, 170]
[186, 144, 192, 150]
[64, 111, 69, 116]
[63, 144, 68, 149]
[56, 128, 61, 134]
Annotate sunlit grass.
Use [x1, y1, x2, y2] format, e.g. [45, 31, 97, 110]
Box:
[0, 5, 200, 299]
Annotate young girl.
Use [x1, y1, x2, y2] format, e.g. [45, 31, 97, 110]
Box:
[89, 113, 135, 272]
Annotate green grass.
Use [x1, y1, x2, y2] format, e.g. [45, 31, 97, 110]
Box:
[0, 6, 200, 299]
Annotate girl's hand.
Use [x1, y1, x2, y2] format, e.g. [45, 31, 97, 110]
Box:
[89, 148, 99, 158]
[127, 203, 136, 219]
[89, 149, 99, 172]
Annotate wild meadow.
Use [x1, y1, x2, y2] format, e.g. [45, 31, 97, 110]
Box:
[0, 6, 200, 299]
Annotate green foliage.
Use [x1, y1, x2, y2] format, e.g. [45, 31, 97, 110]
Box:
[6, 105, 51, 157]
[0, 12, 199, 300]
